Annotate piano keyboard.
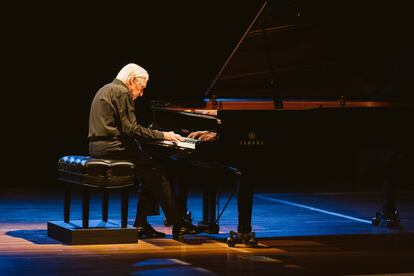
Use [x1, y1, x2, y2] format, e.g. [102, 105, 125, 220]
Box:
[159, 137, 200, 150]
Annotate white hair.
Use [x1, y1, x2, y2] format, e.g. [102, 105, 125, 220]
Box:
[116, 63, 149, 83]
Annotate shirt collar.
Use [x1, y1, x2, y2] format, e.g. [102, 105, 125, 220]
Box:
[113, 78, 128, 89]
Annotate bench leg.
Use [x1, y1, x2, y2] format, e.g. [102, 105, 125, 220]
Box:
[102, 190, 109, 222]
[121, 188, 129, 228]
[64, 184, 71, 223]
[82, 187, 90, 228]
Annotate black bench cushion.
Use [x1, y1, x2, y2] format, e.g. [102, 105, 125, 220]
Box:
[58, 156, 136, 188]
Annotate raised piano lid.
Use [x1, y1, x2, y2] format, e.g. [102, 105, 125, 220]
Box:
[151, 1, 266, 106]
[152, 1, 413, 110]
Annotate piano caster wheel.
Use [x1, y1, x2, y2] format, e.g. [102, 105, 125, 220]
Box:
[227, 231, 237, 247]
[371, 212, 381, 226]
[244, 233, 258, 248]
[226, 231, 258, 248]
[227, 238, 236, 247]
[385, 211, 400, 228]
[372, 211, 400, 228]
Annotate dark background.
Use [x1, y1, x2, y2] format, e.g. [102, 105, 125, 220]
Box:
[2, 1, 413, 191]
[2, 1, 263, 188]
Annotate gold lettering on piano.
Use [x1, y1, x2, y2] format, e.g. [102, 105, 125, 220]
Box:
[240, 140, 265, 146]
[239, 132, 264, 146]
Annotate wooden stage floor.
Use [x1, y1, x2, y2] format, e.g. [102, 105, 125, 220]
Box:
[1, 187, 414, 275]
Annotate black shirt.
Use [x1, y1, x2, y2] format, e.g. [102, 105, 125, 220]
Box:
[88, 78, 164, 156]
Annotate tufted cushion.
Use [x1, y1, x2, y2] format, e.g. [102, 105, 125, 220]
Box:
[58, 155, 136, 188]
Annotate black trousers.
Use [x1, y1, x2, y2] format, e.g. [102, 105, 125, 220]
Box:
[170, 153, 254, 234]
[91, 143, 181, 226]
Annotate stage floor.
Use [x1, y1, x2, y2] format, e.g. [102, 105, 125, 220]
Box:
[1, 187, 414, 275]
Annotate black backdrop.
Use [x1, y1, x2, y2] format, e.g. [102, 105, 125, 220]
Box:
[2, 1, 264, 187]
[2, 1, 413, 190]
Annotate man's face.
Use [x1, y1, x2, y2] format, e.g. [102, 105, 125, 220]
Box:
[130, 76, 147, 100]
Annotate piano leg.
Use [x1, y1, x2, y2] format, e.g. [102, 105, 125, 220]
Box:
[372, 147, 403, 228]
[164, 159, 193, 226]
[227, 168, 257, 247]
[168, 158, 220, 233]
[376, 168, 400, 227]
[237, 170, 253, 233]
[198, 170, 219, 234]
[175, 170, 193, 225]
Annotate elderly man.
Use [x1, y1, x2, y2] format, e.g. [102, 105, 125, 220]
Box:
[88, 63, 197, 239]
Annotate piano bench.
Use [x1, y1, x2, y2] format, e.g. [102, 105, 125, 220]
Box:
[47, 155, 138, 244]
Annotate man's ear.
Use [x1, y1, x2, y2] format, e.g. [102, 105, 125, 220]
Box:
[127, 76, 134, 85]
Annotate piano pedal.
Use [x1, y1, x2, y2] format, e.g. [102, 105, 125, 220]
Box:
[196, 222, 219, 234]
[227, 231, 258, 248]
[371, 211, 400, 228]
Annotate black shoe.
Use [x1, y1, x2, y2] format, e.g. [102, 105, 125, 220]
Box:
[172, 222, 201, 237]
[135, 223, 166, 239]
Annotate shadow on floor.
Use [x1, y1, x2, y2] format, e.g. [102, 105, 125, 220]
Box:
[6, 229, 61, 245]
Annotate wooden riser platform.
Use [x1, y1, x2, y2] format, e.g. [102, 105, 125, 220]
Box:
[47, 220, 137, 245]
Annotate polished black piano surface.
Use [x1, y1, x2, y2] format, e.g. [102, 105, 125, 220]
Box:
[140, 0, 414, 238]
[144, 0, 413, 171]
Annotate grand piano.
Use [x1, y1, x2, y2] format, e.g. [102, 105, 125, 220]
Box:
[140, 0, 414, 245]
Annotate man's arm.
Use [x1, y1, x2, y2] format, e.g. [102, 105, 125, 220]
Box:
[118, 93, 182, 142]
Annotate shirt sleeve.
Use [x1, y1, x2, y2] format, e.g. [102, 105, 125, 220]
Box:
[116, 92, 164, 140]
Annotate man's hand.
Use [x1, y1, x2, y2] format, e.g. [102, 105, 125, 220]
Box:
[187, 131, 217, 141]
[163, 131, 184, 143]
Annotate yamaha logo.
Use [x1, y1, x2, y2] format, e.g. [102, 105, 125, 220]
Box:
[240, 132, 264, 146]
